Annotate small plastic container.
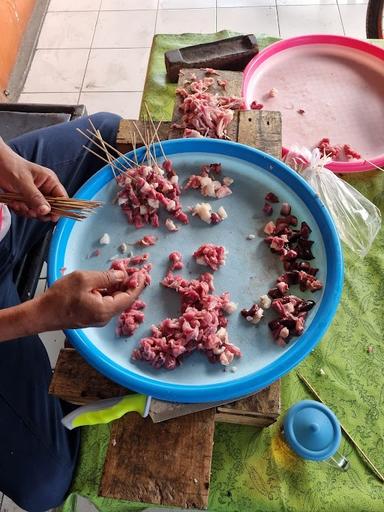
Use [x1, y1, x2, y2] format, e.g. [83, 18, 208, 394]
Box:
[282, 400, 349, 470]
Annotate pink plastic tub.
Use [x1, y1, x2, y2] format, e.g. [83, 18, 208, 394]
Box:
[242, 35, 384, 173]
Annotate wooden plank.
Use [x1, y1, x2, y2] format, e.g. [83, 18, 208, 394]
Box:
[99, 409, 215, 509]
[49, 349, 127, 405]
[168, 68, 242, 141]
[215, 380, 280, 426]
[50, 349, 280, 426]
[238, 110, 282, 159]
[116, 119, 172, 154]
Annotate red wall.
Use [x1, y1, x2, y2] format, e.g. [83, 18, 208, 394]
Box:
[0, 0, 36, 101]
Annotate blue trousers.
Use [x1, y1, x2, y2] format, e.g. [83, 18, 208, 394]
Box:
[0, 112, 121, 512]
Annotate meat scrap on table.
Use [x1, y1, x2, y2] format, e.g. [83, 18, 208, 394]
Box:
[242, 193, 323, 347]
[173, 70, 245, 139]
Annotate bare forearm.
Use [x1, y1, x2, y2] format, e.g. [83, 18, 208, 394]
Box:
[0, 297, 48, 342]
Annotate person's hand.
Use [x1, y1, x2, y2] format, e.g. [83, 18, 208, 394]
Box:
[0, 138, 67, 221]
[37, 269, 145, 330]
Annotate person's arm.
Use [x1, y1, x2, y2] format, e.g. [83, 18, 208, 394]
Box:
[0, 269, 145, 342]
[0, 136, 67, 221]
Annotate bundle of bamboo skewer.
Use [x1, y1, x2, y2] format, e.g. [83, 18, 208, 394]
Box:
[0, 192, 102, 220]
[0, 107, 165, 222]
[77, 104, 167, 183]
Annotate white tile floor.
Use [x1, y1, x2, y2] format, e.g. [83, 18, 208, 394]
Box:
[7, 0, 369, 510]
[19, 0, 368, 114]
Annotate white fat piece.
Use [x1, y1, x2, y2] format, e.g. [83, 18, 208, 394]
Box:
[99, 233, 111, 245]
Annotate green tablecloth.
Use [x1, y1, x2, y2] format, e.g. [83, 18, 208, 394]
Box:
[62, 33, 384, 512]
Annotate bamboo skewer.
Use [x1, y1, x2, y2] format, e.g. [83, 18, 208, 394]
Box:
[144, 102, 167, 162]
[297, 372, 384, 483]
[0, 192, 101, 221]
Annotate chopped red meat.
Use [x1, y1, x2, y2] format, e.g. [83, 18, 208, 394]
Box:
[132, 273, 240, 369]
[110, 255, 152, 289]
[202, 67, 220, 76]
[175, 76, 245, 139]
[169, 251, 183, 271]
[241, 304, 264, 324]
[135, 235, 157, 247]
[191, 202, 227, 225]
[265, 192, 279, 203]
[116, 159, 187, 229]
[193, 244, 226, 271]
[184, 163, 232, 199]
[250, 101, 264, 110]
[259, 197, 323, 345]
[262, 203, 273, 216]
[110, 255, 152, 337]
[217, 79, 227, 89]
[315, 138, 361, 161]
[184, 128, 204, 138]
[116, 300, 146, 337]
[268, 295, 315, 345]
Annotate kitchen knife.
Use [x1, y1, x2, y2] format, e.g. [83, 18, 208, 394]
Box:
[61, 393, 243, 429]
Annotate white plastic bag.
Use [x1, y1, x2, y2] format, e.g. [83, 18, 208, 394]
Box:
[283, 147, 382, 257]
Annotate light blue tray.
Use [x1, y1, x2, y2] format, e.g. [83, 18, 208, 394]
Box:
[48, 138, 343, 403]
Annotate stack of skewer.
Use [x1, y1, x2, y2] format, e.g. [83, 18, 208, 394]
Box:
[0, 193, 102, 221]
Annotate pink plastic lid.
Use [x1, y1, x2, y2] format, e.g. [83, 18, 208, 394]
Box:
[242, 35, 384, 173]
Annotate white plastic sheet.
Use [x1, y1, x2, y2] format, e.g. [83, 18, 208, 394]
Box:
[284, 147, 382, 257]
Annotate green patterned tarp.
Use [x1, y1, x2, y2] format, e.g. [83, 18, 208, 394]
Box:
[62, 34, 384, 512]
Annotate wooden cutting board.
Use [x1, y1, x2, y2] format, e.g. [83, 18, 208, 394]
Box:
[100, 409, 215, 509]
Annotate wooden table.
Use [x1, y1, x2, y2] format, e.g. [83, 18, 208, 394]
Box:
[50, 67, 283, 510]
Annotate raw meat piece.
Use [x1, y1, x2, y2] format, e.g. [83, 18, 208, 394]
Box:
[241, 304, 264, 324]
[110, 254, 151, 290]
[250, 101, 264, 110]
[191, 202, 227, 225]
[175, 76, 245, 139]
[116, 159, 187, 229]
[99, 233, 110, 245]
[315, 138, 361, 161]
[202, 67, 220, 76]
[184, 128, 204, 138]
[169, 251, 183, 271]
[280, 203, 291, 216]
[132, 273, 240, 369]
[87, 249, 101, 258]
[217, 206, 227, 220]
[135, 235, 157, 247]
[259, 295, 271, 309]
[193, 244, 226, 271]
[191, 202, 212, 223]
[184, 163, 232, 199]
[116, 300, 146, 337]
[268, 295, 316, 345]
[268, 88, 278, 97]
[118, 243, 129, 254]
[165, 218, 179, 231]
[265, 192, 279, 203]
[110, 255, 152, 338]
[260, 198, 323, 346]
[262, 203, 273, 216]
[217, 79, 228, 89]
